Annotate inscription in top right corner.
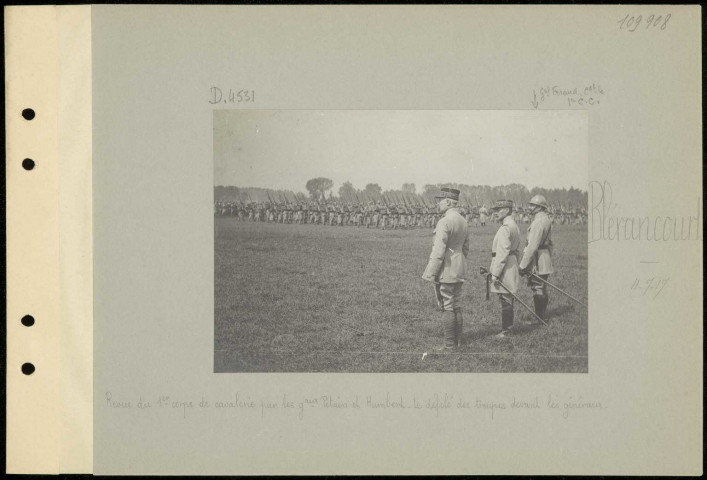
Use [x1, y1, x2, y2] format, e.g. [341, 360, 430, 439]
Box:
[617, 13, 671, 33]
[531, 84, 604, 110]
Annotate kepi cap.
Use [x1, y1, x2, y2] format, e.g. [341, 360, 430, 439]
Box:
[434, 187, 460, 201]
[490, 199, 514, 210]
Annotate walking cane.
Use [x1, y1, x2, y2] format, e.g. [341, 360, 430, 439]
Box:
[479, 267, 548, 326]
[528, 273, 587, 308]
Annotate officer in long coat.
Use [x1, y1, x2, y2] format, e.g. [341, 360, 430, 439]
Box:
[421, 188, 470, 350]
[519, 194, 554, 322]
[488, 200, 521, 337]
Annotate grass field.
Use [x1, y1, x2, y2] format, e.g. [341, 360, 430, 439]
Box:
[214, 219, 588, 373]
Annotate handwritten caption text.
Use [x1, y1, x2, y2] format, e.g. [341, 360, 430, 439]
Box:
[105, 391, 606, 421]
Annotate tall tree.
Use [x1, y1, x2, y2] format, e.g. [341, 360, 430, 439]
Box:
[339, 181, 356, 200]
[423, 184, 438, 196]
[402, 183, 416, 194]
[364, 183, 382, 198]
[305, 177, 334, 201]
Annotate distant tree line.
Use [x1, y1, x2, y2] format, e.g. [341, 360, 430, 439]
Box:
[215, 178, 588, 208]
[423, 182, 588, 208]
[214, 185, 306, 203]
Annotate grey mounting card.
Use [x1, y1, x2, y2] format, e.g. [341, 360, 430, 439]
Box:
[4, 4, 702, 476]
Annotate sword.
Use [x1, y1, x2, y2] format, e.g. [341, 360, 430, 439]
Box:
[529, 273, 587, 307]
[479, 267, 547, 326]
[485, 272, 490, 300]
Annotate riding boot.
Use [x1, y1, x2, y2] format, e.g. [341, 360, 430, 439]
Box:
[436, 311, 457, 351]
[454, 309, 463, 347]
[533, 295, 544, 320]
[540, 295, 549, 322]
[501, 298, 514, 332]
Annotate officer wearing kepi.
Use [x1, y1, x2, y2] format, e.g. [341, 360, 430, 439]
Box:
[519, 194, 554, 322]
[488, 200, 521, 337]
[421, 188, 470, 350]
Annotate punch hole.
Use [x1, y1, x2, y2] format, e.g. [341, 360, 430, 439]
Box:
[21, 315, 35, 327]
[22, 158, 35, 170]
[22, 108, 36, 120]
[22, 363, 35, 375]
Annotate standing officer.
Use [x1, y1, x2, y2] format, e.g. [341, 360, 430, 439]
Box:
[488, 200, 521, 337]
[519, 194, 553, 322]
[421, 188, 470, 350]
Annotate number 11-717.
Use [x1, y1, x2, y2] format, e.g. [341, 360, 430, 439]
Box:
[630, 277, 669, 299]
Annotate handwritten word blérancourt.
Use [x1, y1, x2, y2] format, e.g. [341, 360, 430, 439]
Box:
[589, 180, 701, 243]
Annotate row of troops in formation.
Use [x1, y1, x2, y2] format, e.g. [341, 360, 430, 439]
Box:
[422, 188, 555, 350]
[214, 199, 587, 228]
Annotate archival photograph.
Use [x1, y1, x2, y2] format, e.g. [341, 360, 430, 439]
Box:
[214, 110, 588, 373]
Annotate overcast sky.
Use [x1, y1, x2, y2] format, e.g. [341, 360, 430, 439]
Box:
[214, 110, 587, 193]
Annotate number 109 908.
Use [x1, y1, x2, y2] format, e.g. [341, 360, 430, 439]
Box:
[618, 13, 671, 32]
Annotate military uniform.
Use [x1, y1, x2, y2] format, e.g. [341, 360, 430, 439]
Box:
[421, 188, 470, 349]
[370, 207, 379, 228]
[519, 195, 553, 321]
[479, 206, 488, 226]
[489, 200, 521, 335]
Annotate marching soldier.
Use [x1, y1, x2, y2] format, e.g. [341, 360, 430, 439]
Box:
[328, 204, 336, 226]
[488, 200, 521, 338]
[381, 205, 389, 230]
[354, 205, 363, 227]
[389, 204, 399, 229]
[421, 188, 470, 350]
[337, 204, 345, 226]
[399, 205, 408, 229]
[519, 194, 553, 322]
[368, 204, 378, 228]
[479, 204, 488, 226]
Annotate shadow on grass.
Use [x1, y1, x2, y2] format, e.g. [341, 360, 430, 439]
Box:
[510, 323, 544, 335]
[546, 303, 578, 320]
[462, 321, 543, 344]
[463, 326, 498, 343]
